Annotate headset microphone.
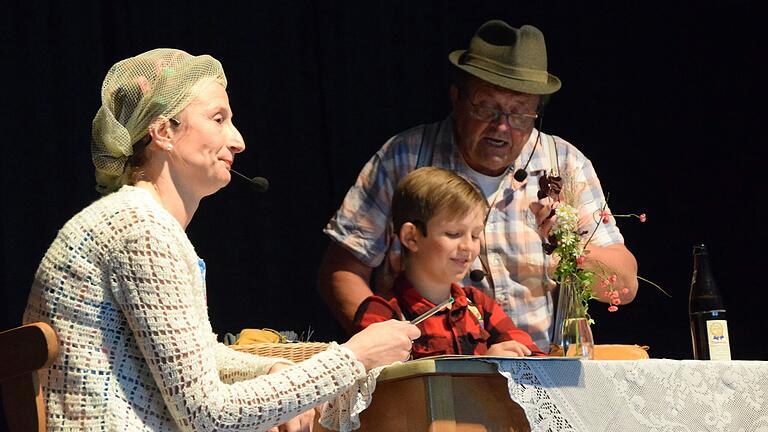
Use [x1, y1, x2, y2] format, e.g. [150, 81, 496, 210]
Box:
[230, 168, 269, 192]
[469, 269, 487, 283]
[512, 129, 542, 182]
[512, 113, 545, 182]
[513, 166, 530, 182]
[167, 116, 268, 192]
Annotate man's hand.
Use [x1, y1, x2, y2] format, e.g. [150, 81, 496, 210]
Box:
[530, 173, 564, 240]
[486, 340, 532, 357]
[529, 197, 557, 239]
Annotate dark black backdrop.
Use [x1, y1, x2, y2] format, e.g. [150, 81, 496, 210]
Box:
[2, 1, 765, 364]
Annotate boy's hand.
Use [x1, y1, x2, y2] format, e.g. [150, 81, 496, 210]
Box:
[487, 340, 532, 357]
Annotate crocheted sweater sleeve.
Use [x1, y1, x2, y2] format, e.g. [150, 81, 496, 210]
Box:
[212, 342, 288, 383]
[108, 199, 367, 431]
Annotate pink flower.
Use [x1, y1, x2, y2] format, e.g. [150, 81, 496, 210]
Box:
[611, 297, 621, 305]
[600, 210, 611, 224]
[576, 255, 587, 266]
[610, 291, 620, 299]
[609, 274, 618, 284]
[621, 287, 630, 294]
[639, 213, 647, 223]
[608, 305, 619, 312]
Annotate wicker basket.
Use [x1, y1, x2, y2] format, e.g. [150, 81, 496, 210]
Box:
[231, 342, 330, 363]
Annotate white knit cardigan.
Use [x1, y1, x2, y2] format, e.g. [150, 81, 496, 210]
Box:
[24, 186, 368, 431]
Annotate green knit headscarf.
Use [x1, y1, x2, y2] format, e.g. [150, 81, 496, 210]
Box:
[91, 48, 227, 194]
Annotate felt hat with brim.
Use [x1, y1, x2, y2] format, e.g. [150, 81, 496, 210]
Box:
[449, 20, 561, 95]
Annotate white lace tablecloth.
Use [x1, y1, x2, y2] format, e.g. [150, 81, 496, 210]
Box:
[485, 358, 768, 432]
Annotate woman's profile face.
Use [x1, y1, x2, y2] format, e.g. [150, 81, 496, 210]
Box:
[169, 80, 245, 197]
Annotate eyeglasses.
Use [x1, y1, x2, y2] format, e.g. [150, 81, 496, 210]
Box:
[466, 100, 539, 129]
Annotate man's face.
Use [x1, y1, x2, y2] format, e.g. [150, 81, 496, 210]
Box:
[451, 77, 540, 176]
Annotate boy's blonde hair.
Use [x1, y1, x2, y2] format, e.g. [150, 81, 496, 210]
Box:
[392, 167, 488, 238]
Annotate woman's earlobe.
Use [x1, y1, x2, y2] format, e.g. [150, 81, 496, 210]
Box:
[148, 118, 174, 151]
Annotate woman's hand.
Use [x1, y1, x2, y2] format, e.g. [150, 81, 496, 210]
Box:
[266, 362, 316, 432]
[342, 319, 420, 370]
[267, 361, 294, 374]
[487, 340, 532, 357]
[266, 409, 315, 432]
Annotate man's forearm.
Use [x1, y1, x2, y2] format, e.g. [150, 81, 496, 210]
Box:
[317, 242, 375, 334]
[583, 243, 638, 304]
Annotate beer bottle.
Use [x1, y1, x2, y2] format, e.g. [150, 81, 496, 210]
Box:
[689, 244, 731, 360]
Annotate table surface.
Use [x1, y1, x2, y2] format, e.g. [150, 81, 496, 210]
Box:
[371, 356, 768, 432]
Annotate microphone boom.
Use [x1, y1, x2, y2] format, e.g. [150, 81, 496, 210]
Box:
[230, 168, 269, 192]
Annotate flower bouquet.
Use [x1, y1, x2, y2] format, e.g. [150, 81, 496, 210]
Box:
[537, 172, 653, 358]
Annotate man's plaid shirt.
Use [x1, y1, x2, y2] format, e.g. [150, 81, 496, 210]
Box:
[325, 116, 624, 350]
[353, 275, 546, 358]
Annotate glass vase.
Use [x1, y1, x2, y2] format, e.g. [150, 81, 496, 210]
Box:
[553, 276, 595, 359]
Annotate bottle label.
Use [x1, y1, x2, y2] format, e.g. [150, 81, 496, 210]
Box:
[706, 320, 731, 361]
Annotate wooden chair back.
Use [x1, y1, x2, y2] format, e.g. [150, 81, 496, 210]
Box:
[0, 322, 59, 432]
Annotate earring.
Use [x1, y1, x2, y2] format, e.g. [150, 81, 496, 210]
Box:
[165, 143, 173, 151]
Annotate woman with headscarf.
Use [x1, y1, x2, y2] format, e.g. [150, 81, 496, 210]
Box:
[23, 48, 419, 432]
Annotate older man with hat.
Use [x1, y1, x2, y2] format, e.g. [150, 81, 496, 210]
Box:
[318, 20, 638, 352]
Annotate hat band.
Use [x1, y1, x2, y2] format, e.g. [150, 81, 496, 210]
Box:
[461, 52, 549, 83]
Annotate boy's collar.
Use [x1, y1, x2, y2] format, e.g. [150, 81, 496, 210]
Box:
[394, 274, 470, 316]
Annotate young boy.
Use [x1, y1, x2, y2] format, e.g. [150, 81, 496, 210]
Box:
[353, 167, 545, 358]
